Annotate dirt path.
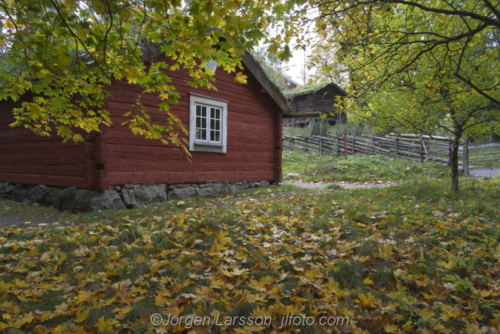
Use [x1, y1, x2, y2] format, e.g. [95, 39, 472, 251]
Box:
[469, 167, 500, 177]
[283, 181, 397, 189]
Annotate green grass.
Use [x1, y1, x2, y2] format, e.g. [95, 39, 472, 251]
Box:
[283, 150, 448, 183]
[469, 145, 500, 167]
[0, 157, 499, 333]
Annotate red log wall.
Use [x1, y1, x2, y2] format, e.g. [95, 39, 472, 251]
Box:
[101, 56, 283, 188]
[0, 57, 283, 190]
[0, 100, 98, 188]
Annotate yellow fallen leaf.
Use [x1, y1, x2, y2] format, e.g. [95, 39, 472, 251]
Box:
[418, 307, 435, 321]
[363, 277, 374, 285]
[384, 323, 399, 333]
[75, 308, 90, 323]
[402, 320, 413, 331]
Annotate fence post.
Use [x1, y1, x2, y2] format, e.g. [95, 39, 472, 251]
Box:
[372, 135, 375, 155]
[462, 140, 469, 176]
[395, 136, 399, 158]
[419, 135, 424, 162]
[336, 134, 340, 157]
[344, 129, 348, 157]
[353, 133, 356, 154]
[448, 140, 452, 166]
[319, 136, 322, 155]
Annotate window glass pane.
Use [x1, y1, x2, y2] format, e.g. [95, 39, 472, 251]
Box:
[210, 130, 221, 142]
[197, 105, 206, 117]
[210, 107, 221, 120]
[196, 104, 208, 141]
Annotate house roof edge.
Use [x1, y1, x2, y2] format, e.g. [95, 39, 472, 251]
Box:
[240, 50, 293, 114]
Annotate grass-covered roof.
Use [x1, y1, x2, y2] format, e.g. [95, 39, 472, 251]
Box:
[283, 81, 346, 99]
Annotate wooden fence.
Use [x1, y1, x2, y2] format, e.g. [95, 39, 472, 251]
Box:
[283, 133, 500, 175]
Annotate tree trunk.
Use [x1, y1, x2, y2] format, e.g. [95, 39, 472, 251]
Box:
[450, 139, 460, 193]
[449, 110, 463, 193]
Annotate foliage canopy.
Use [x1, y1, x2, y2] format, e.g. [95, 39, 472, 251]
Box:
[302, 0, 500, 191]
[0, 0, 303, 148]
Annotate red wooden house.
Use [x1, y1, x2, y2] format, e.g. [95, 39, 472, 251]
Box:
[0, 52, 290, 208]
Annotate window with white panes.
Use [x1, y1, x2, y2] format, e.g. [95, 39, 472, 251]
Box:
[189, 94, 227, 153]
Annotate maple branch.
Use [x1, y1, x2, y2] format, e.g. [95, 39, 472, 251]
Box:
[383, 0, 500, 27]
[481, 0, 500, 22]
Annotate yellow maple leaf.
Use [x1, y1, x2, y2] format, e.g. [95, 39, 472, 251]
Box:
[402, 320, 413, 331]
[0, 281, 13, 293]
[75, 308, 90, 323]
[418, 307, 435, 321]
[217, 230, 233, 245]
[363, 277, 374, 285]
[54, 303, 68, 315]
[74, 290, 93, 304]
[357, 292, 378, 308]
[384, 324, 399, 333]
[97, 316, 118, 332]
[234, 72, 248, 84]
[14, 278, 29, 288]
[432, 321, 449, 333]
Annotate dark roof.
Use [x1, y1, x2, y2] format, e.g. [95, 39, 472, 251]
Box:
[283, 81, 346, 99]
[240, 51, 292, 114]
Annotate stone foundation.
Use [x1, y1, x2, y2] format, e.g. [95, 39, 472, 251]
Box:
[0, 181, 271, 212]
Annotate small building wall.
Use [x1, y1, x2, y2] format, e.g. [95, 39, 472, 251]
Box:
[0, 99, 98, 189]
[98, 55, 283, 189]
[0, 56, 283, 191]
[284, 83, 347, 127]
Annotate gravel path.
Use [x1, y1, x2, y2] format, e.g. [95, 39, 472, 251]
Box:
[468, 167, 500, 177]
[283, 182, 397, 189]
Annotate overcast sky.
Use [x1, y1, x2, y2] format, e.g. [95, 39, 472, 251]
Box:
[284, 49, 308, 85]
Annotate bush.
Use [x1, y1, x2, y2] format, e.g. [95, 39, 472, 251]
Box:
[310, 119, 330, 137]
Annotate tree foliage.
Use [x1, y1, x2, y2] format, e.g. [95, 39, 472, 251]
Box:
[0, 0, 303, 148]
[251, 46, 291, 90]
[305, 43, 348, 87]
[302, 0, 500, 191]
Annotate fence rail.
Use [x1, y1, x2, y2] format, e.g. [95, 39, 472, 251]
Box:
[283, 133, 500, 175]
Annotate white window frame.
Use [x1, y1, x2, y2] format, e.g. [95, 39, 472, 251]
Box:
[189, 93, 228, 153]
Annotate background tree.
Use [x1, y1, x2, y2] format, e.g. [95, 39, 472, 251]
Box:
[251, 46, 290, 90]
[300, 0, 500, 192]
[0, 0, 304, 151]
[306, 43, 348, 87]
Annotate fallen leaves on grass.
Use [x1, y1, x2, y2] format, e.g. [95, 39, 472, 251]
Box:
[0, 183, 499, 334]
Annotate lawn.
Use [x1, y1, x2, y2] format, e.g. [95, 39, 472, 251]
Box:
[282, 151, 448, 183]
[0, 154, 499, 334]
[469, 146, 500, 168]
